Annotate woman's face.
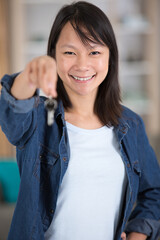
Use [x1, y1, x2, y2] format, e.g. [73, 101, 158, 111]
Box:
[55, 22, 109, 99]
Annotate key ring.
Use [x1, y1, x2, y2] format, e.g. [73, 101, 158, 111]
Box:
[44, 97, 58, 126]
[44, 98, 58, 111]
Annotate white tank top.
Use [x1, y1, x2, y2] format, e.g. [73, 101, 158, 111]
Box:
[45, 122, 127, 240]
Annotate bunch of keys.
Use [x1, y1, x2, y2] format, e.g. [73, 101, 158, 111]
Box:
[44, 97, 58, 126]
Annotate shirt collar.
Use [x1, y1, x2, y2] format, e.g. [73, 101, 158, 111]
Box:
[55, 100, 130, 133]
[55, 99, 65, 125]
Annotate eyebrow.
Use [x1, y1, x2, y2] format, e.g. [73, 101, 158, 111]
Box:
[61, 44, 77, 49]
[60, 44, 102, 50]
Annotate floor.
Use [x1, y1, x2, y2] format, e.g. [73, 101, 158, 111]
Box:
[0, 203, 15, 240]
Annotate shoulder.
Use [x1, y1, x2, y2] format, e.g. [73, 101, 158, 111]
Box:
[120, 105, 144, 128]
[118, 106, 148, 144]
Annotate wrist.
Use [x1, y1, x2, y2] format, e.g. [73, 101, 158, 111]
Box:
[11, 71, 36, 100]
[127, 232, 147, 240]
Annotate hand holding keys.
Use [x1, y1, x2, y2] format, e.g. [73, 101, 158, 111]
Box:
[45, 97, 58, 126]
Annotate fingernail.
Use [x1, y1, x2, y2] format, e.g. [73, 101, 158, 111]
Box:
[48, 82, 53, 88]
[29, 82, 34, 88]
[54, 91, 57, 97]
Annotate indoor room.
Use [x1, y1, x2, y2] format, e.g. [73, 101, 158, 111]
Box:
[0, 0, 160, 239]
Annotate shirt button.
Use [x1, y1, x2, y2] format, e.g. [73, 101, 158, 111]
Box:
[50, 209, 54, 214]
[127, 163, 130, 168]
[121, 127, 126, 134]
[63, 157, 66, 161]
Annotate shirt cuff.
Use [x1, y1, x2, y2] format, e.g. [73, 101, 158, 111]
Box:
[125, 218, 160, 240]
[1, 73, 40, 113]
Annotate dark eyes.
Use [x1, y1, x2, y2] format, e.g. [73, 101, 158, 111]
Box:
[90, 51, 100, 55]
[64, 51, 75, 55]
[64, 51, 100, 55]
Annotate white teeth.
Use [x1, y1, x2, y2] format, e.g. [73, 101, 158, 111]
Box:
[71, 75, 94, 81]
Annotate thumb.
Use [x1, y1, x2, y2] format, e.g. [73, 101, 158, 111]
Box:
[121, 232, 126, 240]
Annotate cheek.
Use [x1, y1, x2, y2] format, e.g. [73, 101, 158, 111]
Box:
[96, 58, 109, 75]
[57, 57, 72, 77]
[57, 57, 66, 74]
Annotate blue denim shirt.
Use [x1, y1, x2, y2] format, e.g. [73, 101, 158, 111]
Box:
[0, 73, 160, 240]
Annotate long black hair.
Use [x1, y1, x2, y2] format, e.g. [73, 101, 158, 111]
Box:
[47, 1, 122, 126]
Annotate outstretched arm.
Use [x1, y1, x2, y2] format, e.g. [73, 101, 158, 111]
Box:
[11, 55, 57, 100]
[0, 55, 58, 147]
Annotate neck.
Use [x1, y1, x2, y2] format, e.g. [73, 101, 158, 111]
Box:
[64, 93, 104, 129]
[66, 94, 96, 117]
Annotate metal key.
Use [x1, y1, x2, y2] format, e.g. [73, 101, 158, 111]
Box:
[45, 97, 57, 126]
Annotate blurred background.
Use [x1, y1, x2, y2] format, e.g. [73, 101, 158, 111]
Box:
[0, 0, 160, 239]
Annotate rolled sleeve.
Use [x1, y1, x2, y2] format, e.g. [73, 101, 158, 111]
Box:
[0, 73, 39, 147]
[1, 73, 39, 113]
[125, 218, 160, 240]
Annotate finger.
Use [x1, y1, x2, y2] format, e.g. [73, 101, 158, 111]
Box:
[37, 58, 45, 83]
[25, 62, 34, 88]
[121, 232, 126, 240]
[39, 73, 50, 96]
[37, 59, 47, 91]
[46, 69, 58, 97]
[39, 60, 57, 97]
[26, 60, 39, 89]
[30, 60, 39, 86]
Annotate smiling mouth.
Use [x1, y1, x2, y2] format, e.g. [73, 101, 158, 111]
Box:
[70, 74, 96, 81]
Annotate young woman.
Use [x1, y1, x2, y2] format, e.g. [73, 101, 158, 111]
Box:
[0, 1, 160, 240]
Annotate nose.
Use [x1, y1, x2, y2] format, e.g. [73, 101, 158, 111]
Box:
[74, 54, 90, 72]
